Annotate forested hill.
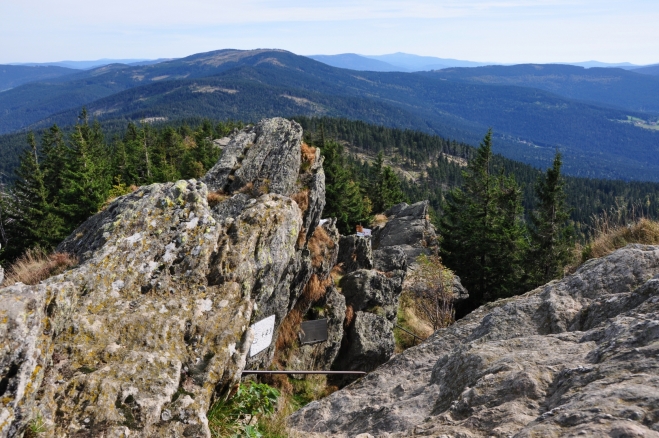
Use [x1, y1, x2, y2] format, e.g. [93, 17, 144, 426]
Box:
[424, 64, 659, 113]
[3, 115, 657, 252]
[295, 117, 659, 237]
[0, 64, 77, 91]
[2, 49, 659, 182]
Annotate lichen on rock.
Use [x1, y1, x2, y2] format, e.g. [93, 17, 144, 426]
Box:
[288, 244, 659, 437]
[0, 118, 322, 437]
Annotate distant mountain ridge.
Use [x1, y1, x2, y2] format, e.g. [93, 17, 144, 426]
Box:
[424, 64, 659, 113]
[0, 64, 77, 91]
[308, 54, 405, 72]
[633, 64, 659, 76]
[9, 58, 172, 70]
[309, 52, 491, 71]
[1, 48, 658, 183]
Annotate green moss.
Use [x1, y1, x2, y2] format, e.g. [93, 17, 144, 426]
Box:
[77, 366, 96, 374]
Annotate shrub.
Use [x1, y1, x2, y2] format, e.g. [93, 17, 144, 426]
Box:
[5, 249, 77, 285]
[405, 254, 455, 331]
[207, 382, 280, 438]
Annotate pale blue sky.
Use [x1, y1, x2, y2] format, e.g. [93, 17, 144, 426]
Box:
[1, 0, 657, 64]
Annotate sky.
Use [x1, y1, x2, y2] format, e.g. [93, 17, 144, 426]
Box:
[1, 0, 658, 65]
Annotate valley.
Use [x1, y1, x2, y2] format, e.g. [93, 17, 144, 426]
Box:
[1, 49, 658, 182]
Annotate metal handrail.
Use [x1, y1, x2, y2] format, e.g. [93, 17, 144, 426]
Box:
[394, 324, 426, 342]
[242, 370, 366, 375]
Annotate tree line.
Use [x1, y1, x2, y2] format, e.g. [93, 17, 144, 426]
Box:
[0, 109, 242, 262]
[306, 124, 574, 312]
[1, 114, 654, 316]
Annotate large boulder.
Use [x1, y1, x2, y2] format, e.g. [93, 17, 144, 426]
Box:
[288, 286, 347, 372]
[372, 201, 438, 264]
[0, 282, 76, 438]
[0, 118, 324, 437]
[288, 244, 659, 437]
[336, 235, 373, 274]
[202, 117, 302, 196]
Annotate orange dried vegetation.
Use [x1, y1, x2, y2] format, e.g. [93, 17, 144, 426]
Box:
[301, 142, 316, 165]
[291, 189, 310, 213]
[275, 308, 303, 353]
[308, 226, 335, 268]
[207, 191, 228, 208]
[303, 274, 332, 304]
[6, 249, 77, 285]
[344, 305, 355, 327]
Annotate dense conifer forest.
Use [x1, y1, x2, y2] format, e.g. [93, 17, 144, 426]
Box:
[2, 114, 658, 280]
[296, 117, 659, 239]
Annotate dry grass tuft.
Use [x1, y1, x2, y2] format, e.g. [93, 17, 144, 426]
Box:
[395, 290, 433, 352]
[330, 264, 344, 286]
[290, 189, 310, 213]
[6, 249, 77, 285]
[303, 274, 332, 304]
[275, 308, 303, 355]
[300, 142, 316, 166]
[568, 218, 659, 272]
[370, 214, 389, 228]
[308, 226, 335, 268]
[207, 191, 228, 208]
[296, 229, 307, 250]
[237, 182, 254, 195]
[344, 305, 354, 327]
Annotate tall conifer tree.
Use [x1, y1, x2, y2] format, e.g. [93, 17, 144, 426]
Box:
[5, 133, 64, 258]
[371, 152, 406, 213]
[59, 109, 112, 225]
[440, 130, 527, 307]
[321, 140, 370, 234]
[528, 151, 573, 286]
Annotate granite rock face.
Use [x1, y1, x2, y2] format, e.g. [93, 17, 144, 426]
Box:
[201, 117, 303, 196]
[337, 235, 373, 273]
[372, 201, 438, 265]
[288, 244, 659, 437]
[0, 118, 322, 438]
[372, 200, 468, 302]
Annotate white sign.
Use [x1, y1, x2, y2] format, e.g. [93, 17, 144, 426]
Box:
[249, 315, 275, 357]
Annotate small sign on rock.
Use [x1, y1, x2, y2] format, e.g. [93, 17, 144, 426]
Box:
[249, 315, 275, 357]
[300, 319, 328, 345]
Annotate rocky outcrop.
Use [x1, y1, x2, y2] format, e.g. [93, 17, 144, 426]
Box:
[337, 235, 373, 273]
[372, 201, 438, 264]
[372, 201, 468, 302]
[288, 244, 659, 437]
[289, 286, 346, 372]
[328, 237, 407, 380]
[202, 118, 302, 196]
[0, 118, 323, 437]
[283, 219, 344, 372]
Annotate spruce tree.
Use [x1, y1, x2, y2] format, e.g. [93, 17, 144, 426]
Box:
[321, 140, 370, 234]
[371, 152, 406, 213]
[40, 124, 68, 207]
[528, 151, 573, 286]
[440, 130, 527, 307]
[5, 133, 64, 259]
[59, 109, 112, 226]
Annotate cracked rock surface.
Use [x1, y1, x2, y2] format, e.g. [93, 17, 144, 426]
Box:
[288, 244, 659, 437]
[0, 118, 318, 438]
